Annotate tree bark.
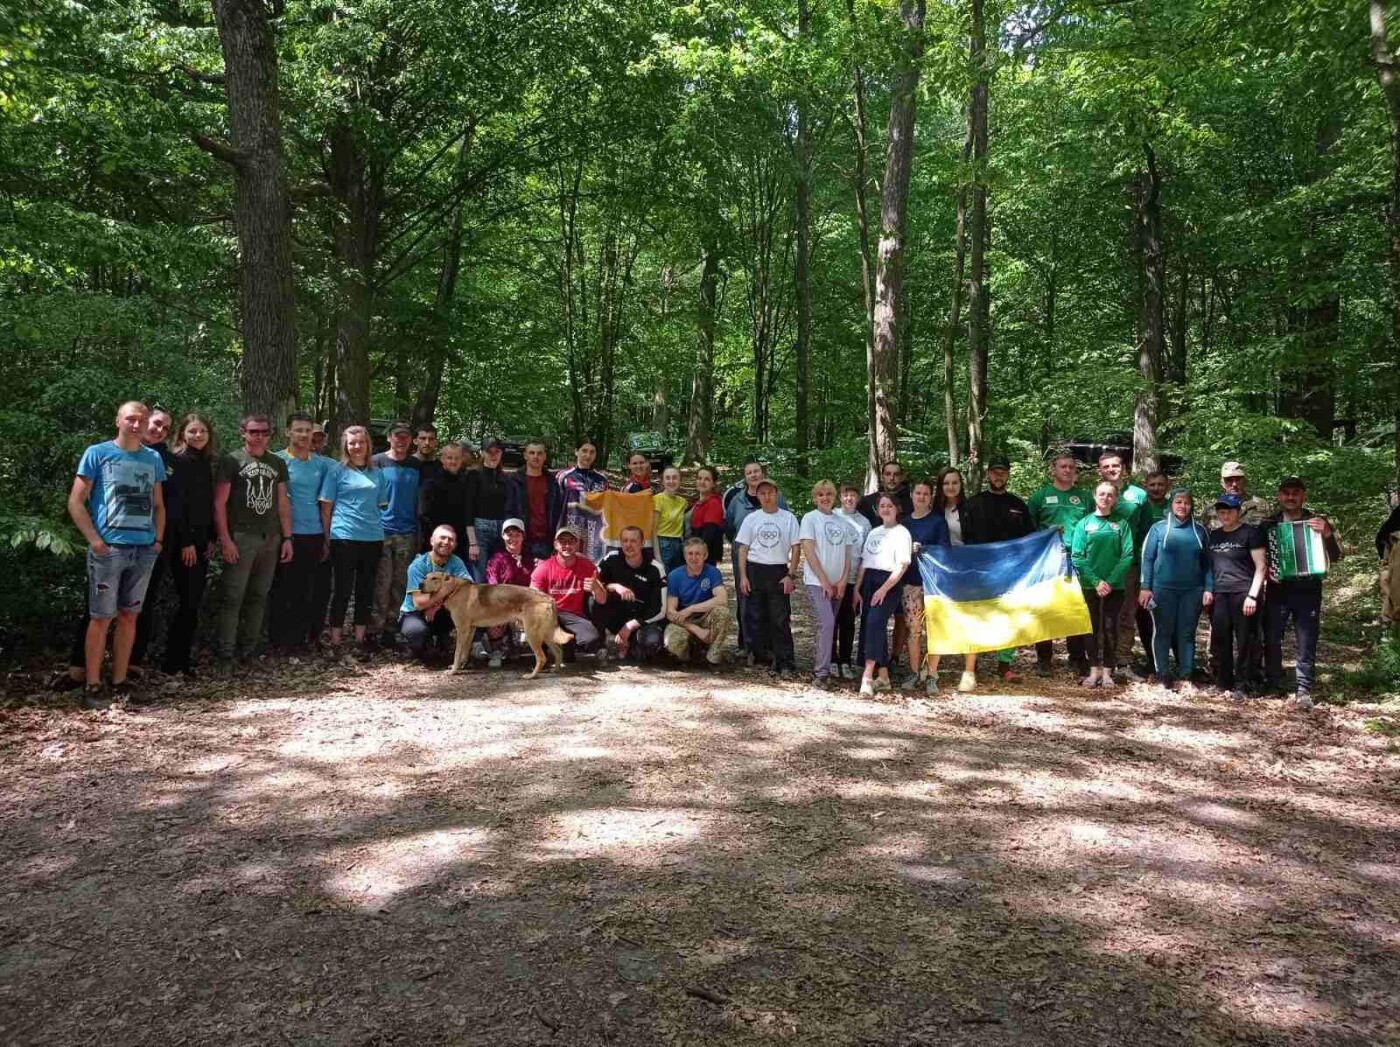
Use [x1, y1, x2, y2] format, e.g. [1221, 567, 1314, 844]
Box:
[846, 0, 879, 488]
[684, 237, 721, 464]
[963, 0, 989, 482]
[870, 0, 927, 488]
[793, 0, 814, 476]
[206, 0, 297, 423]
[1168, 255, 1188, 384]
[328, 120, 380, 435]
[1374, 0, 1400, 481]
[1132, 142, 1165, 475]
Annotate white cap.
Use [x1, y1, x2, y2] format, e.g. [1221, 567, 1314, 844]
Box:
[502, 518, 525, 533]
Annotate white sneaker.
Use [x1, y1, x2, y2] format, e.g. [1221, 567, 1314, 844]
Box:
[957, 671, 977, 693]
[859, 678, 875, 697]
[1296, 692, 1315, 709]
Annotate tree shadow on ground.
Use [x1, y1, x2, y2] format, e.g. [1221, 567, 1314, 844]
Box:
[1, 664, 1396, 1046]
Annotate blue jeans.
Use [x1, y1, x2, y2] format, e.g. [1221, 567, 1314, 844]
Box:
[860, 569, 897, 667]
[658, 537, 684, 575]
[472, 517, 502, 582]
[87, 544, 160, 619]
[1150, 587, 1203, 678]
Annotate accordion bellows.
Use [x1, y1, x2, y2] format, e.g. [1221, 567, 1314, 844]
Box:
[1268, 519, 1329, 580]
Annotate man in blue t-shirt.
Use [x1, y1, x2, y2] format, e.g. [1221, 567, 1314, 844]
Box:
[371, 421, 422, 645]
[269, 411, 334, 650]
[66, 400, 168, 708]
[399, 525, 472, 661]
[663, 537, 731, 665]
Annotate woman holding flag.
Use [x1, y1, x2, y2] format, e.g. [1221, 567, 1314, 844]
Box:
[931, 468, 982, 693]
[853, 493, 913, 697]
[1070, 481, 1135, 687]
[899, 479, 949, 694]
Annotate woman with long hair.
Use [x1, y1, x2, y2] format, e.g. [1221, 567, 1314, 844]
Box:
[688, 466, 725, 565]
[1070, 481, 1135, 687]
[159, 413, 217, 676]
[931, 467, 980, 693]
[318, 426, 387, 656]
[900, 479, 950, 694]
[853, 493, 912, 697]
[800, 479, 855, 686]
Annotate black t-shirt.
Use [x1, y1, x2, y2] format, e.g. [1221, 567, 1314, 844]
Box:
[1209, 523, 1265, 594]
[598, 553, 664, 622]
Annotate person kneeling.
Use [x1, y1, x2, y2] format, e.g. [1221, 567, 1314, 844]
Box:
[594, 526, 668, 660]
[664, 538, 731, 664]
[531, 525, 607, 660]
[399, 525, 471, 662]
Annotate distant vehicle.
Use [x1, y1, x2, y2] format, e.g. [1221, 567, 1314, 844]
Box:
[112, 481, 152, 517]
[624, 431, 673, 474]
[1062, 432, 1183, 476]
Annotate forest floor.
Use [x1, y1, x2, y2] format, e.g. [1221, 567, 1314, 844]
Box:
[3, 584, 1400, 1045]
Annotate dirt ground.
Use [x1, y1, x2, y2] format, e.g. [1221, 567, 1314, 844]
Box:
[2, 623, 1398, 1047]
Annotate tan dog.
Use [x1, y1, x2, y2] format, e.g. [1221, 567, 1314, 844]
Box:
[419, 572, 571, 678]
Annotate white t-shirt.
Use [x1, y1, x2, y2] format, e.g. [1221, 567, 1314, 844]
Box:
[799, 509, 855, 587]
[834, 508, 871, 582]
[861, 523, 913, 574]
[945, 506, 964, 546]
[736, 507, 800, 565]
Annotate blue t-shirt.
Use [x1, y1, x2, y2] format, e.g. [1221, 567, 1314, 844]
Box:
[400, 551, 471, 615]
[278, 449, 332, 536]
[666, 563, 724, 611]
[77, 441, 168, 546]
[319, 462, 387, 542]
[371, 452, 421, 537]
[904, 511, 949, 549]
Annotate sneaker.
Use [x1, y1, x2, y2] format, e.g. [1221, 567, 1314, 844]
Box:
[1296, 691, 1315, 710]
[81, 685, 111, 710]
[1119, 667, 1146, 683]
[595, 647, 610, 665]
[706, 646, 725, 666]
[859, 679, 876, 697]
[488, 653, 503, 669]
[1228, 689, 1248, 702]
[108, 680, 135, 701]
[1035, 661, 1053, 678]
[472, 641, 489, 662]
[841, 664, 857, 680]
[924, 677, 939, 696]
[900, 672, 924, 691]
[957, 671, 977, 693]
[873, 676, 891, 693]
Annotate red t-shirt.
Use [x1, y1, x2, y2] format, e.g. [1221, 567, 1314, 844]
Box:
[530, 555, 597, 617]
[526, 471, 548, 543]
[690, 493, 723, 530]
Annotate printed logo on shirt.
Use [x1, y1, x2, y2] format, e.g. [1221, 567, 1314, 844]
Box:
[754, 521, 783, 548]
[823, 521, 850, 545]
[239, 458, 280, 516]
[1045, 495, 1059, 504]
[100, 457, 157, 531]
[866, 532, 885, 555]
[1069, 495, 1082, 505]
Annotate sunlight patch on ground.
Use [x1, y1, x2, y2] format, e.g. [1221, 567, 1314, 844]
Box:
[323, 827, 495, 910]
[535, 807, 712, 863]
[1175, 800, 1263, 828]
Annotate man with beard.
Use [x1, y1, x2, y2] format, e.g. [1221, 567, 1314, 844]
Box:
[857, 460, 914, 526]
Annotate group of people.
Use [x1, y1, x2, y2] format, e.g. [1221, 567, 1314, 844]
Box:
[62, 399, 1346, 712]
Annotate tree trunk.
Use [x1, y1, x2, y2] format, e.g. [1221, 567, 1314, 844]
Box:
[870, 0, 927, 488]
[1378, 0, 1400, 480]
[846, 0, 879, 488]
[1132, 142, 1165, 475]
[206, 0, 298, 423]
[410, 136, 469, 431]
[942, 130, 972, 467]
[964, 0, 990, 482]
[684, 238, 720, 463]
[1168, 255, 1188, 384]
[793, 0, 813, 476]
[328, 120, 379, 434]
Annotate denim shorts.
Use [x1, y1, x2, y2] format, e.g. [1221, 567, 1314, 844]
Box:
[87, 544, 160, 619]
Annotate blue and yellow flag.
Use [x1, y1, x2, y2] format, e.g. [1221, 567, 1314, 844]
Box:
[916, 530, 1091, 655]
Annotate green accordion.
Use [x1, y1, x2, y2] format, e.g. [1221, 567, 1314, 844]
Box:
[1267, 519, 1329, 581]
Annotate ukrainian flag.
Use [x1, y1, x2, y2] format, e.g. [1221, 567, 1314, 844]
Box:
[917, 530, 1092, 655]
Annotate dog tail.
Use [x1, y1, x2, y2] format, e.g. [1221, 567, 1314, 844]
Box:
[553, 627, 572, 645]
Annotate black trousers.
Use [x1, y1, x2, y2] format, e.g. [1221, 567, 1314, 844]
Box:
[400, 609, 455, 658]
[1083, 589, 1125, 670]
[268, 535, 326, 648]
[160, 550, 210, 673]
[1265, 584, 1322, 694]
[130, 547, 169, 665]
[1212, 590, 1255, 690]
[1137, 605, 1156, 673]
[744, 562, 795, 669]
[558, 608, 602, 655]
[1035, 634, 1088, 672]
[593, 602, 666, 660]
[831, 583, 857, 665]
[330, 540, 383, 628]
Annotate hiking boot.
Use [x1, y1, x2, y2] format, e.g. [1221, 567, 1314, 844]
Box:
[900, 672, 923, 691]
[924, 676, 939, 696]
[1296, 690, 1315, 710]
[81, 685, 111, 710]
[1035, 660, 1053, 678]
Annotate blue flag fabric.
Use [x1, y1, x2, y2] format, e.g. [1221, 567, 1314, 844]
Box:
[917, 530, 1092, 655]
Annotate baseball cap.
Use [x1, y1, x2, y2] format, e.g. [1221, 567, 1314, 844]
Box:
[481, 436, 503, 451]
[755, 478, 777, 491]
[987, 453, 1011, 470]
[502, 517, 525, 533]
[1214, 492, 1242, 510]
[554, 524, 581, 539]
[1220, 461, 1246, 479]
[387, 421, 412, 436]
[1278, 475, 1306, 490]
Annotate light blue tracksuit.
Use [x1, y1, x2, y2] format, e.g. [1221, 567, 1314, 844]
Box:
[1140, 511, 1214, 678]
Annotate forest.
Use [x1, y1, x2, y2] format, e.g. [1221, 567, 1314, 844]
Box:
[3, 0, 1400, 643]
